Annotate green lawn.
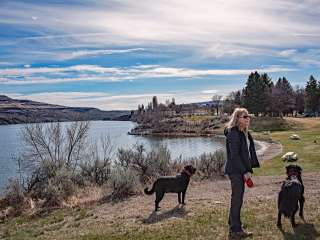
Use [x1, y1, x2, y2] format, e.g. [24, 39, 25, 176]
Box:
[255, 117, 320, 176]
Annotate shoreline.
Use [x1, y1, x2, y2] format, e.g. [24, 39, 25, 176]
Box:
[129, 130, 283, 162]
[128, 131, 220, 137]
[255, 140, 282, 162]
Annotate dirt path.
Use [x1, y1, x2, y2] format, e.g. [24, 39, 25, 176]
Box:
[255, 140, 283, 162]
[90, 171, 319, 226]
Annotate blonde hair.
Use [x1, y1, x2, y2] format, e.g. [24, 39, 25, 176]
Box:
[225, 108, 250, 132]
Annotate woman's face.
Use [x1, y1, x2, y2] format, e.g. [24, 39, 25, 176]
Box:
[238, 112, 251, 128]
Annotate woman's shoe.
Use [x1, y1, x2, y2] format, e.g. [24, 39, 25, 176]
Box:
[229, 230, 253, 239]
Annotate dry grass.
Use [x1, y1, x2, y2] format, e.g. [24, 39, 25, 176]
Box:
[1, 172, 319, 240]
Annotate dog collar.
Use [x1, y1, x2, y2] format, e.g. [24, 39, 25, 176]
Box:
[288, 172, 298, 177]
[182, 169, 192, 177]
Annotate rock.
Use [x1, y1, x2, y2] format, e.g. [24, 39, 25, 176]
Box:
[281, 152, 298, 162]
[289, 134, 301, 140]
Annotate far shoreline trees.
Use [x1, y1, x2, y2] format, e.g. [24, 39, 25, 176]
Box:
[223, 72, 320, 117]
[133, 72, 319, 120]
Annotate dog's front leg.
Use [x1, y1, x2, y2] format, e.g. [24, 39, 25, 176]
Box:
[182, 190, 186, 205]
[178, 192, 182, 204]
[299, 195, 305, 221]
[277, 211, 282, 228]
[290, 215, 297, 228]
[155, 192, 164, 211]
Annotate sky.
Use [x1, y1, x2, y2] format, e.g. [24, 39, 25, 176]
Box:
[0, 0, 319, 110]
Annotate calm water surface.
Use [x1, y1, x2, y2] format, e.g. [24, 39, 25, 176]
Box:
[0, 121, 223, 192]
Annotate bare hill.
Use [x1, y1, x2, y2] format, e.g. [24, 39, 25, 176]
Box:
[0, 95, 132, 125]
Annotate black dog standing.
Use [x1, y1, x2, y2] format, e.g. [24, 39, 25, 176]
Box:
[144, 165, 196, 211]
[277, 164, 305, 228]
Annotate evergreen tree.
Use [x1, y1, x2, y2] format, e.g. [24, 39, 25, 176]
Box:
[242, 71, 273, 116]
[234, 90, 242, 106]
[152, 96, 158, 110]
[222, 90, 242, 114]
[305, 75, 319, 114]
[271, 77, 295, 117]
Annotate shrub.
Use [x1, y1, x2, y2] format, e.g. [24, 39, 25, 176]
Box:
[79, 159, 111, 186]
[194, 150, 226, 179]
[108, 167, 138, 201]
[28, 162, 75, 207]
[79, 136, 113, 186]
[116, 147, 133, 169]
[44, 169, 75, 207]
[3, 179, 25, 216]
[115, 144, 172, 184]
[17, 121, 90, 201]
[148, 144, 171, 177]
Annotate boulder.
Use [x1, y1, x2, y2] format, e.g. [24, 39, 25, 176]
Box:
[281, 152, 298, 162]
[289, 134, 301, 140]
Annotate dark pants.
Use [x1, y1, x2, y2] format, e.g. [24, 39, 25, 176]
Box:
[228, 174, 245, 232]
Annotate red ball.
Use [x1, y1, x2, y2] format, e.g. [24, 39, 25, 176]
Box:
[246, 178, 254, 188]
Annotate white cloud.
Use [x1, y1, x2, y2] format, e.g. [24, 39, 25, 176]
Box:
[201, 90, 218, 94]
[278, 49, 320, 67]
[57, 48, 145, 60]
[7, 88, 233, 110]
[0, 64, 296, 85]
[1, 0, 319, 61]
[279, 49, 298, 57]
[0, 62, 15, 66]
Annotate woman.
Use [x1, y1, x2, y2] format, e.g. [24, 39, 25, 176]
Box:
[224, 108, 260, 238]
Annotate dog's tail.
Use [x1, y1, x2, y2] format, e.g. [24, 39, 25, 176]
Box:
[144, 181, 156, 195]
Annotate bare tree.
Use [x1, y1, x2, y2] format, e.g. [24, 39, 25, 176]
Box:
[20, 121, 90, 171]
[19, 121, 90, 193]
[212, 94, 223, 115]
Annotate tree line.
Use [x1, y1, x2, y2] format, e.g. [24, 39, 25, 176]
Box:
[222, 72, 320, 117]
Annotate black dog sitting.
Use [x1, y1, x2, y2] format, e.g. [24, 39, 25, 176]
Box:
[277, 164, 305, 228]
[144, 165, 196, 211]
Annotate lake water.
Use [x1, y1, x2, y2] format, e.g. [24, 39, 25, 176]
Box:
[0, 121, 223, 193]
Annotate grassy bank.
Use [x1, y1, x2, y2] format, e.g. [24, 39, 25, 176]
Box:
[255, 117, 320, 176]
[1, 196, 319, 240]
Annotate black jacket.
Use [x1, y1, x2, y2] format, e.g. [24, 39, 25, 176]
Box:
[224, 127, 260, 175]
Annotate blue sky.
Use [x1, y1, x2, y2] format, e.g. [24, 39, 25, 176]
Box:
[0, 0, 319, 110]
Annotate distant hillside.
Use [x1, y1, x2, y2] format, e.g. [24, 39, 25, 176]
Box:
[0, 95, 132, 125]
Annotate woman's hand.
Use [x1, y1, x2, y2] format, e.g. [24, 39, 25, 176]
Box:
[243, 172, 252, 181]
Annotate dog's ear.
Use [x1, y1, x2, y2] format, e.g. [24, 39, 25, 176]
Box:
[184, 165, 196, 174]
[186, 165, 191, 171]
[285, 165, 291, 174]
[296, 165, 302, 173]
